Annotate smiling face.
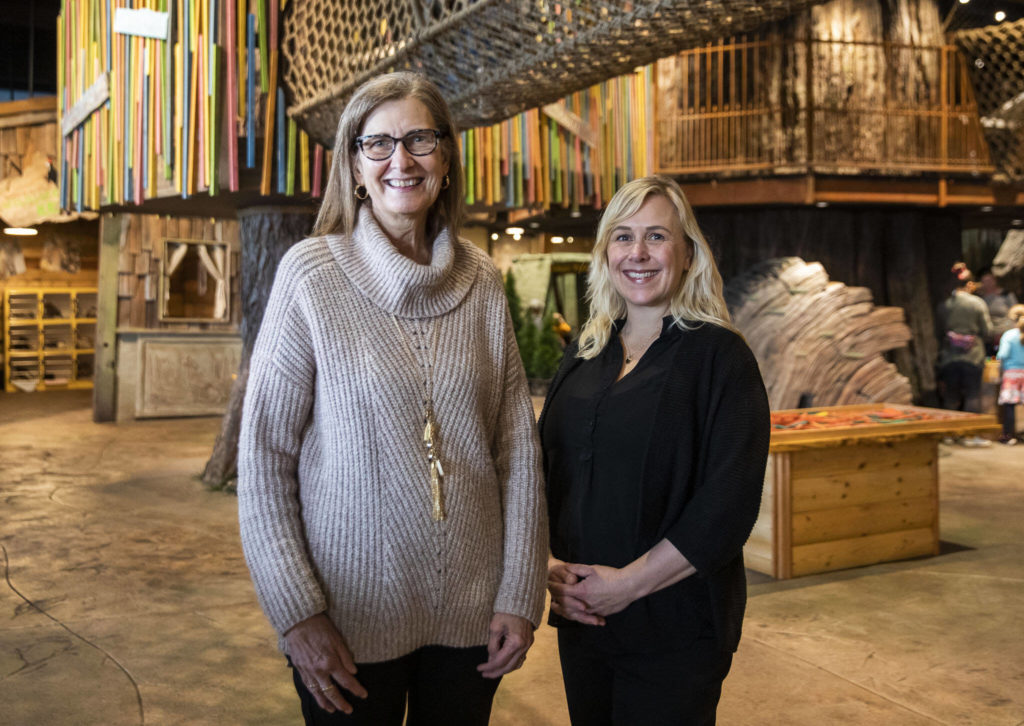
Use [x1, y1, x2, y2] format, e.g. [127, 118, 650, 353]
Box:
[352, 97, 449, 240]
[605, 193, 693, 318]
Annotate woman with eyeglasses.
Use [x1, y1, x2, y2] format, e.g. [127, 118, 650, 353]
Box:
[238, 72, 547, 725]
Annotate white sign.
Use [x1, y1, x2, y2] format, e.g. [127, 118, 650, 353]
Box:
[113, 8, 170, 40]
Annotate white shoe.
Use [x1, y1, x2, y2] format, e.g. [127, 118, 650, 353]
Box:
[960, 436, 992, 448]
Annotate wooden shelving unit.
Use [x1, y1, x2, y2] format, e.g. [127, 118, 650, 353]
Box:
[3, 287, 97, 393]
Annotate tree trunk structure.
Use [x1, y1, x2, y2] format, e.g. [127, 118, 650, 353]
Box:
[201, 207, 315, 489]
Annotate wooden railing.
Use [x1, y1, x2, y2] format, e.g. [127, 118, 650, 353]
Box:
[655, 37, 993, 177]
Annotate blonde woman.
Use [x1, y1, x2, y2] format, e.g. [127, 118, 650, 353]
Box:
[238, 72, 547, 725]
[539, 176, 769, 725]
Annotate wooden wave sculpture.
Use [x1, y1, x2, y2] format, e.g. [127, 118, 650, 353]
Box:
[281, 0, 828, 146]
[724, 257, 912, 410]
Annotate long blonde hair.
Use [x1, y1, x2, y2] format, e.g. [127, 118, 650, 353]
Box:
[312, 72, 465, 240]
[576, 175, 732, 359]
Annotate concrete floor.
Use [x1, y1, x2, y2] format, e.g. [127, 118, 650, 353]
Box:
[1, 390, 1022, 726]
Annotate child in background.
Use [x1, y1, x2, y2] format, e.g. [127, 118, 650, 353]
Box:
[996, 304, 1024, 445]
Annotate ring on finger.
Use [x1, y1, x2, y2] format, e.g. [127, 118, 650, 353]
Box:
[320, 684, 336, 693]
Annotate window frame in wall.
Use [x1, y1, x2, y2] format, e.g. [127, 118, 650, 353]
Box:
[158, 238, 232, 323]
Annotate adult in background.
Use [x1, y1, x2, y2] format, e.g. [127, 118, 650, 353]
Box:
[238, 72, 547, 725]
[540, 175, 770, 725]
[977, 269, 1019, 354]
[996, 304, 1024, 445]
[936, 262, 993, 447]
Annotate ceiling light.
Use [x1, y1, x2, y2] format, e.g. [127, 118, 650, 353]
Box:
[4, 227, 38, 236]
[566, 236, 575, 244]
[490, 232, 499, 241]
[505, 226, 524, 236]
[995, 10, 1006, 21]
[815, 201, 829, 208]
[550, 236, 564, 244]
[981, 205, 993, 212]
[958, 0, 969, 4]
[1012, 219, 1023, 226]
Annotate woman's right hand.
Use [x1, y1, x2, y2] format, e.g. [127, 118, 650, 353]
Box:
[547, 557, 606, 626]
[284, 613, 367, 714]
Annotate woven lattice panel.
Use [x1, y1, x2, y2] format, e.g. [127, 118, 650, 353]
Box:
[282, 0, 827, 146]
[956, 19, 1024, 181]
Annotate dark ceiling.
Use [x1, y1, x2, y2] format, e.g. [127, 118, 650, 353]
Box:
[940, 0, 1024, 30]
[0, 0, 60, 99]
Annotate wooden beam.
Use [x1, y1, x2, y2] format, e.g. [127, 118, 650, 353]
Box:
[93, 213, 127, 422]
[0, 97, 57, 118]
[61, 74, 110, 136]
[541, 102, 597, 148]
[0, 112, 56, 129]
[677, 175, 1024, 209]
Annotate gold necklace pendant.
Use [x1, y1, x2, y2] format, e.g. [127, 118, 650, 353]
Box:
[394, 314, 448, 522]
[423, 408, 446, 521]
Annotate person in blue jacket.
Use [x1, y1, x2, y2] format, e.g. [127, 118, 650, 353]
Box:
[996, 304, 1024, 445]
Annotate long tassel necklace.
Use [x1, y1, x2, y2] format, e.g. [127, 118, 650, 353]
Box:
[392, 315, 446, 521]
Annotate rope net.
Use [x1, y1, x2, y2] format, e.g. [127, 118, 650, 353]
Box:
[282, 0, 827, 146]
[956, 19, 1024, 181]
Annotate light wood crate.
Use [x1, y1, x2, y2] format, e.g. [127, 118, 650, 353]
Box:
[744, 405, 998, 579]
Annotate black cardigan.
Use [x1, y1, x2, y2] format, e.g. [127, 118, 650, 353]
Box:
[538, 321, 770, 652]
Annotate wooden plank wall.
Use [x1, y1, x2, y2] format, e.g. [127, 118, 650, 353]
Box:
[788, 439, 939, 577]
[0, 120, 58, 185]
[115, 215, 241, 331]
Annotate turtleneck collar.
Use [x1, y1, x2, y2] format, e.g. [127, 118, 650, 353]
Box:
[328, 206, 479, 318]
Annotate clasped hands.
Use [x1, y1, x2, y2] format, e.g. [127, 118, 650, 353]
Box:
[285, 611, 532, 714]
[547, 557, 638, 626]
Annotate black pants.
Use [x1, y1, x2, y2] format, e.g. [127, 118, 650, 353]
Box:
[939, 361, 983, 413]
[290, 645, 499, 726]
[557, 627, 733, 726]
[1002, 403, 1017, 438]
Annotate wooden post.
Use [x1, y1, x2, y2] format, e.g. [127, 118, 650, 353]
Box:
[201, 205, 315, 488]
[93, 213, 127, 422]
[804, 33, 814, 168]
[940, 46, 949, 172]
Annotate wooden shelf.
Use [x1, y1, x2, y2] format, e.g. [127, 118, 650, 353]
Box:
[3, 287, 98, 393]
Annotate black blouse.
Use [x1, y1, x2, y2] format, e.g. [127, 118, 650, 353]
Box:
[543, 318, 715, 649]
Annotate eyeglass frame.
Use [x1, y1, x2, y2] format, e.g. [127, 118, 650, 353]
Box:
[353, 129, 445, 161]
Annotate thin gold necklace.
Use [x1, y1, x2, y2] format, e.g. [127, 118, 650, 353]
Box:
[391, 315, 446, 521]
[622, 327, 661, 365]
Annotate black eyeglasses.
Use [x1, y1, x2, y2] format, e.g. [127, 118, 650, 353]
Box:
[354, 129, 444, 161]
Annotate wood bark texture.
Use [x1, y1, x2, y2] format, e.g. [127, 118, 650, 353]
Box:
[201, 208, 315, 489]
[724, 257, 913, 409]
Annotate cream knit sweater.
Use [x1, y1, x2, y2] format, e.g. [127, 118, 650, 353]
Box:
[238, 209, 548, 663]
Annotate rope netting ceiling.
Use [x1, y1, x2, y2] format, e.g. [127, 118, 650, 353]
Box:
[282, 0, 827, 147]
[956, 18, 1024, 181]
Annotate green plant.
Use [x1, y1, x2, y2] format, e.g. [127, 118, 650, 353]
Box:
[531, 309, 563, 379]
[504, 269, 526, 352]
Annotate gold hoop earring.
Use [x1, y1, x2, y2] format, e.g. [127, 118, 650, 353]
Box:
[354, 185, 368, 200]
[441, 174, 450, 190]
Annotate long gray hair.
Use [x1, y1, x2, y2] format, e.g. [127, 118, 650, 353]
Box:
[312, 72, 464, 240]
